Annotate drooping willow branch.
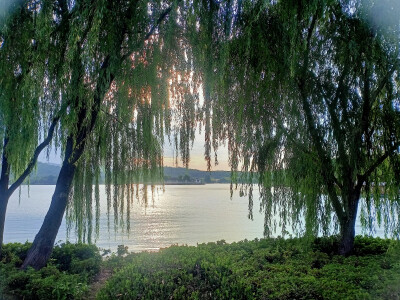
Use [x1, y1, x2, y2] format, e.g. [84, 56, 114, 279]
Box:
[121, 2, 178, 62]
[8, 106, 67, 195]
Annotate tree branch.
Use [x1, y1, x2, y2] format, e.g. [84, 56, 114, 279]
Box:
[299, 89, 345, 220]
[8, 115, 60, 195]
[297, 12, 345, 220]
[145, 5, 173, 41]
[356, 142, 400, 190]
[371, 63, 397, 103]
[70, 2, 177, 163]
[121, 3, 176, 62]
[0, 137, 10, 192]
[353, 62, 398, 191]
[322, 87, 350, 189]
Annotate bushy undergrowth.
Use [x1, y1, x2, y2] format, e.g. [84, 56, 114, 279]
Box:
[98, 236, 400, 300]
[0, 242, 101, 299]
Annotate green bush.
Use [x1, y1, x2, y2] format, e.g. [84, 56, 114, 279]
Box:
[1, 242, 32, 266]
[51, 242, 101, 278]
[0, 242, 101, 299]
[312, 235, 340, 255]
[98, 237, 400, 300]
[353, 236, 391, 256]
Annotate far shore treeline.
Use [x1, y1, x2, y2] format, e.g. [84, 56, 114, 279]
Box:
[23, 163, 234, 185]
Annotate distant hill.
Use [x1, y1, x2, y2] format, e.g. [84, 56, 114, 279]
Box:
[164, 167, 231, 183]
[25, 163, 234, 185]
[28, 162, 61, 185]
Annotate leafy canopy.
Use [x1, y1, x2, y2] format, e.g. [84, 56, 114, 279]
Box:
[196, 0, 400, 238]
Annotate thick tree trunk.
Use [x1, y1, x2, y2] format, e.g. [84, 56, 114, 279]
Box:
[21, 141, 76, 270]
[338, 214, 356, 255]
[0, 191, 10, 256]
[338, 190, 360, 256]
[0, 137, 10, 257]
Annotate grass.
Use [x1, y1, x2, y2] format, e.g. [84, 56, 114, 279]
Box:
[1, 236, 399, 299]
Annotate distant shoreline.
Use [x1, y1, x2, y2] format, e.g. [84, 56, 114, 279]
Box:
[24, 162, 234, 185]
[164, 182, 205, 185]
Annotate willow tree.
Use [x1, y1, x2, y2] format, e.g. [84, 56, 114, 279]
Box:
[192, 0, 400, 255]
[21, 0, 198, 270]
[0, 0, 69, 255]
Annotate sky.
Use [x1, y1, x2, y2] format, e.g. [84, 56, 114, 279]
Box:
[163, 130, 230, 171]
[39, 129, 231, 171]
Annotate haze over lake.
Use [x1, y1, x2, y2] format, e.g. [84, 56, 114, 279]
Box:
[4, 184, 385, 252]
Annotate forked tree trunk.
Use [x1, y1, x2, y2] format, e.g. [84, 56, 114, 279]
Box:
[21, 140, 77, 270]
[338, 190, 360, 256]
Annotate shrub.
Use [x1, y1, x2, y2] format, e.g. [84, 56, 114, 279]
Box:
[353, 236, 391, 256]
[311, 235, 340, 256]
[51, 242, 101, 278]
[98, 237, 400, 300]
[1, 242, 32, 266]
[0, 242, 101, 299]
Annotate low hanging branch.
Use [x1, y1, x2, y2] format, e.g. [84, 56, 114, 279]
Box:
[8, 114, 61, 195]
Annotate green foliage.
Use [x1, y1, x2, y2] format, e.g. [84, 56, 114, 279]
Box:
[98, 237, 400, 299]
[5, 266, 89, 300]
[2, 0, 400, 259]
[188, 0, 400, 246]
[51, 242, 101, 278]
[0, 242, 101, 299]
[57, 0, 202, 242]
[353, 236, 392, 256]
[312, 235, 392, 256]
[1, 0, 202, 248]
[0, 0, 63, 177]
[0, 242, 31, 266]
[117, 245, 129, 257]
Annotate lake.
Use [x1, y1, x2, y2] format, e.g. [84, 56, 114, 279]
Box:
[4, 184, 385, 252]
[4, 185, 266, 252]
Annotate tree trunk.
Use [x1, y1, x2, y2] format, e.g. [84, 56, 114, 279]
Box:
[21, 140, 76, 270]
[0, 191, 10, 257]
[338, 214, 356, 255]
[21, 51, 115, 270]
[338, 190, 360, 256]
[0, 137, 10, 257]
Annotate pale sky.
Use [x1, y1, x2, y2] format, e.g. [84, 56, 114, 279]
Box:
[163, 130, 230, 171]
[39, 129, 231, 171]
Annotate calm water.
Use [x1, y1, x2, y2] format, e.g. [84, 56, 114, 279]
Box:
[4, 185, 385, 252]
[4, 185, 266, 252]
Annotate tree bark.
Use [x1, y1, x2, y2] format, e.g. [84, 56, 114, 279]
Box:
[21, 137, 76, 270]
[338, 190, 360, 256]
[0, 191, 10, 257]
[338, 215, 356, 255]
[0, 137, 10, 257]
